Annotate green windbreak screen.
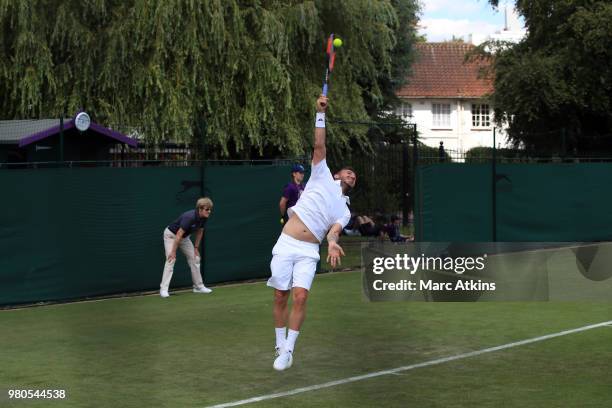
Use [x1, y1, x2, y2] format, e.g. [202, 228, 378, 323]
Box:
[203, 165, 290, 283]
[0, 164, 290, 306]
[416, 163, 612, 242]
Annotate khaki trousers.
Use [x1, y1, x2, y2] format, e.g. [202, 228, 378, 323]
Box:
[160, 228, 204, 291]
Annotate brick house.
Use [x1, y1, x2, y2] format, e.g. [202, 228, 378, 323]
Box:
[396, 42, 508, 152]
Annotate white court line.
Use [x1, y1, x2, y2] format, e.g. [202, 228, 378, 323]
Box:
[206, 320, 612, 408]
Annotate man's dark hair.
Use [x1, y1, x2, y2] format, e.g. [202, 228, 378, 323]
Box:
[337, 166, 356, 174]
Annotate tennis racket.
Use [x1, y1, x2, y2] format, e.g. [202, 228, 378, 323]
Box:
[322, 34, 336, 96]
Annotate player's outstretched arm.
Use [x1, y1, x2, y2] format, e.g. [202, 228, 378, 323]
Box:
[326, 223, 345, 268]
[312, 95, 328, 165]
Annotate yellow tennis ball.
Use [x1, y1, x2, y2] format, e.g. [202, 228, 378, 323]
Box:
[333, 38, 343, 48]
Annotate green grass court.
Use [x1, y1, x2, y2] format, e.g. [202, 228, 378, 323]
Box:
[1, 270, 610, 408]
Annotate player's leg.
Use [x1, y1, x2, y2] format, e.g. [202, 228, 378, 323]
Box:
[180, 237, 211, 293]
[273, 289, 290, 353]
[160, 228, 176, 297]
[268, 253, 294, 355]
[285, 255, 317, 352]
[273, 252, 318, 371]
[287, 287, 309, 332]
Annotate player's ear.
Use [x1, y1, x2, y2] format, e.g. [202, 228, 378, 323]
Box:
[333, 173, 340, 180]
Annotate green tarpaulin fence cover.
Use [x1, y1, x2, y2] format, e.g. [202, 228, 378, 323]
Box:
[416, 163, 612, 242]
[0, 164, 292, 306]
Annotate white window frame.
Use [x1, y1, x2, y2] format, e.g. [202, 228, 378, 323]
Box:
[395, 102, 412, 119]
[432, 103, 451, 128]
[471, 103, 491, 128]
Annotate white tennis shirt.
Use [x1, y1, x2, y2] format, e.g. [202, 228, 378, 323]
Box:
[288, 159, 351, 243]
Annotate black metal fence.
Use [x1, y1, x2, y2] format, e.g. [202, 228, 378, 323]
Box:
[435, 143, 612, 164]
[1, 117, 422, 234]
[325, 122, 419, 229]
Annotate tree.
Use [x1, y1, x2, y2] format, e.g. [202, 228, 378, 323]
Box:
[482, 0, 612, 153]
[0, 0, 420, 158]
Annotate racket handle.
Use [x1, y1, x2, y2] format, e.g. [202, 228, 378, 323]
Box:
[322, 83, 328, 96]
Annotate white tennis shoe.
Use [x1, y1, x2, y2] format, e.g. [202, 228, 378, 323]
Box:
[160, 290, 170, 298]
[193, 286, 212, 294]
[273, 350, 293, 371]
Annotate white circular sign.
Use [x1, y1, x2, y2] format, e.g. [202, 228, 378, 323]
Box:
[75, 112, 91, 131]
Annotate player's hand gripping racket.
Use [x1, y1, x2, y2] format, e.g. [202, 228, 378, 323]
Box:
[322, 34, 337, 97]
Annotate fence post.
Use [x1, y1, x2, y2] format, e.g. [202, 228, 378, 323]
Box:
[402, 132, 409, 228]
[492, 127, 497, 242]
[561, 127, 567, 159]
[198, 118, 207, 197]
[197, 117, 207, 276]
[411, 125, 419, 241]
[438, 141, 445, 162]
[59, 117, 64, 163]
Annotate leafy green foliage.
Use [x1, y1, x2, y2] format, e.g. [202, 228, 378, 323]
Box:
[465, 146, 537, 163]
[0, 0, 420, 158]
[483, 0, 612, 152]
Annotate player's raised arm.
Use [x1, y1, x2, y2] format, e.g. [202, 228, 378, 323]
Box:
[312, 95, 328, 165]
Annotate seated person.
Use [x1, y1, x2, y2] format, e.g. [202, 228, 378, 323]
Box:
[343, 213, 361, 236]
[355, 215, 381, 237]
[381, 215, 410, 242]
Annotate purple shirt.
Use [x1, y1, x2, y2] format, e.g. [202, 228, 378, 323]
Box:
[167, 209, 207, 237]
[283, 182, 305, 209]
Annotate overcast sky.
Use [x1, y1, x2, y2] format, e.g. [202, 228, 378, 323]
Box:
[418, 0, 525, 43]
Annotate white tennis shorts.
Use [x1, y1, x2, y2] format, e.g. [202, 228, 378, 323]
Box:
[267, 233, 320, 291]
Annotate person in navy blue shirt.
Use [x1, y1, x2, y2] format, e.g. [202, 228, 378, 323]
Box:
[159, 197, 214, 298]
[381, 215, 410, 242]
[279, 164, 305, 225]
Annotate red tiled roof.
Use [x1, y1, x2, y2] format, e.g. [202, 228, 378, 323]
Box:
[397, 43, 493, 98]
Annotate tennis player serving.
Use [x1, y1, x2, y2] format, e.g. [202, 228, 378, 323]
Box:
[268, 94, 356, 371]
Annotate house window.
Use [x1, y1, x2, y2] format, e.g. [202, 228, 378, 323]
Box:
[472, 104, 491, 128]
[395, 102, 412, 119]
[432, 103, 451, 127]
